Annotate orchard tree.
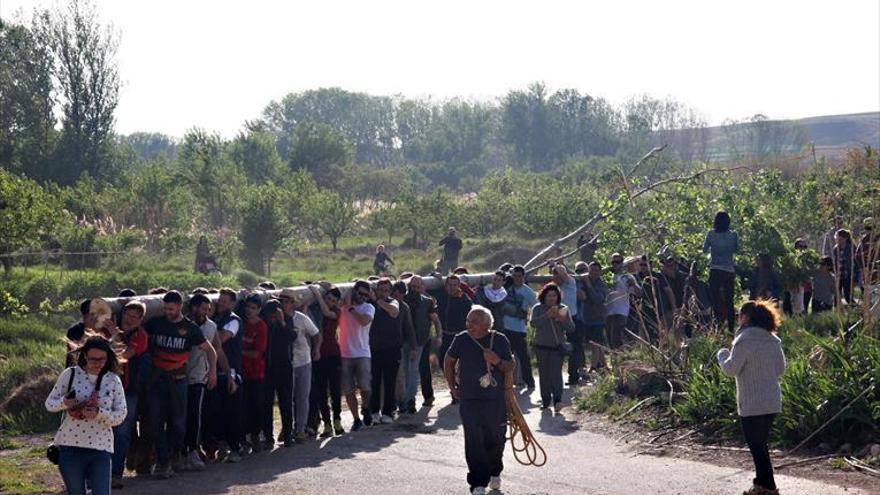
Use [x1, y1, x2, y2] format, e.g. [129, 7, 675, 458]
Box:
[0, 170, 63, 276]
[238, 185, 290, 274]
[304, 189, 359, 252]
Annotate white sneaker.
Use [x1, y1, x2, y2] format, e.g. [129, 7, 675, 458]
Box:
[187, 450, 205, 471]
[372, 413, 383, 425]
[489, 476, 501, 490]
[380, 414, 394, 424]
[471, 487, 487, 495]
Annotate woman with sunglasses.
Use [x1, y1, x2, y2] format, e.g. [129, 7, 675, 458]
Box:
[46, 335, 127, 495]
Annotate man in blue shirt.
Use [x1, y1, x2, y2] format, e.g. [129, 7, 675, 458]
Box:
[501, 265, 536, 389]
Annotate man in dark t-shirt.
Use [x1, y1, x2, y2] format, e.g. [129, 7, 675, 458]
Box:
[65, 299, 95, 367]
[144, 291, 217, 478]
[444, 305, 513, 495]
[438, 227, 463, 274]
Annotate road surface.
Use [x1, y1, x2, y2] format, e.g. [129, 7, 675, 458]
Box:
[120, 388, 868, 495]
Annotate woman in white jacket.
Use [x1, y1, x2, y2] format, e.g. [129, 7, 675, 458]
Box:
[717, 300, 786, 495]
[46, 335, 127, 495]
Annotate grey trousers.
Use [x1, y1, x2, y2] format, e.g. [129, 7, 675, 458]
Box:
[292, 363, 312, 434]
[534, 347, 564, 406]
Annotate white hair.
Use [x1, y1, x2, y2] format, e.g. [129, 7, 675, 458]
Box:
[468, 305, 494, 329]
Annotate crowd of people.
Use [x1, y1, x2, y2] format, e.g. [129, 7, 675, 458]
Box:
[45, 212, 877, 495]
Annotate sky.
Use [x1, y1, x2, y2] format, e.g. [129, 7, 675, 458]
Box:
[3, 0, 879, 138]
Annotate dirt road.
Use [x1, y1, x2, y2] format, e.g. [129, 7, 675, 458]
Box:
[118, 388, 869, 495]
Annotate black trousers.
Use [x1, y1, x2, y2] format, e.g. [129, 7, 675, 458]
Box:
[263, 364, 293, 440]
[370, 347, 401, 416]
[418, 340, 435, 401]
[310, 355, 342, 425]
[184, 383, 206, 452]
[243, 379, 265, 439]
[502, 330, 534, 388]
[206, 374, 243, 451]
[741, 414, 777, 490]
[567, 321, 587, 383]
[460, 398, 506, 489]
[709, 269, 736, 333]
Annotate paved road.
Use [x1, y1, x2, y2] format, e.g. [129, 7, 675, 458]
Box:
[120, 388, 867, 495]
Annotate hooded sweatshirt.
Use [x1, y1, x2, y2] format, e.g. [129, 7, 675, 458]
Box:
[717, 326, 786, 417]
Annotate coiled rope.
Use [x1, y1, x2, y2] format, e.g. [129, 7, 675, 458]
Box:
[503, 367, 547, 467]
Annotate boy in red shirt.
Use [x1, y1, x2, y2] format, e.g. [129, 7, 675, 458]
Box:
[241, 295, 268, 452]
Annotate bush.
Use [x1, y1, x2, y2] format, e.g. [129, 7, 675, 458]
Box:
[234, 269, 261, 288]
[23, 278, 59, 310]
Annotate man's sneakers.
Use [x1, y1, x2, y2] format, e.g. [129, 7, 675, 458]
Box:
[152, 463, 174, 480]
[295, 432, 308, 444]
[282, 436, 295, 448]
[372, 412, 383, 425]
[351, 418, 364, 431]
[380, 414, 394, 424]
[471, 487, 487, 495]
[111, 476, 124, 489]
[187, 450, 206, 471]
[422, 397, 434, 408]
[224, 450, 242, 463]
[333, 418, 345, 435]
[489, 476, 501, 490]
[362, 410, 374, 426]
[553, 402, 563, 414]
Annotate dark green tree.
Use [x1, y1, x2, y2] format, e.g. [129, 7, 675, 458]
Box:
[36, 0, 120, 183]
[238, 185, 290, 274]
[0, 22, 55, 180]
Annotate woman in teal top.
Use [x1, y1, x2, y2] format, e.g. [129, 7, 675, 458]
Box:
[703, 211, 739, 333]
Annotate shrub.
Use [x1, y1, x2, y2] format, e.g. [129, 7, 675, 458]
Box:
[234, 269, 261, 288]
[23, 278, 58, 310]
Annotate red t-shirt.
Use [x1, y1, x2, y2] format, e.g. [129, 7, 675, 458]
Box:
[121, 327, 148, 392]
[242, 319, 268, 380]
[319, 308, 342, 358]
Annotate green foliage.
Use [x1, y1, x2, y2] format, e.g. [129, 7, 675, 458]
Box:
[0, 169, 63, 273]
[288, 121, 354, 187]
[229, 131, 284, 184]
[304, 188, 360, 251]
[0, 21, 55, 179]
[238, 185, 290, 274]
[779, 248, 821, 289]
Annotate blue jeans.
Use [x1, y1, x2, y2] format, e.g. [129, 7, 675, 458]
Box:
[399, 345, 420, 406]
[58, 446, 112, 495]
[148, 376, 188, 465]
[112, 394, 138, 477]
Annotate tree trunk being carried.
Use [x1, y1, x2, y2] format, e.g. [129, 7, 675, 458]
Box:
[104, 272, 553, 320]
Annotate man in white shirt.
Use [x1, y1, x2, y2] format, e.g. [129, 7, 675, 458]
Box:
[279, 289, 322, 443]
[338, 280, 375, 431]
[605, 253, 640, 348]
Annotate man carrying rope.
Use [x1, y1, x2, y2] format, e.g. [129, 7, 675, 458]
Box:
[444, 305, 514, 495]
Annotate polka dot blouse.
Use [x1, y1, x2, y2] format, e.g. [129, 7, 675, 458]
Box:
[45, 367, 127, 453]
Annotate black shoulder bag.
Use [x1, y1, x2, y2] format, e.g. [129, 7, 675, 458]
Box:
[47, 367, 76, 464]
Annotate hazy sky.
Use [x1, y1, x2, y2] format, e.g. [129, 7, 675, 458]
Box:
[3, 0, 879, 138]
